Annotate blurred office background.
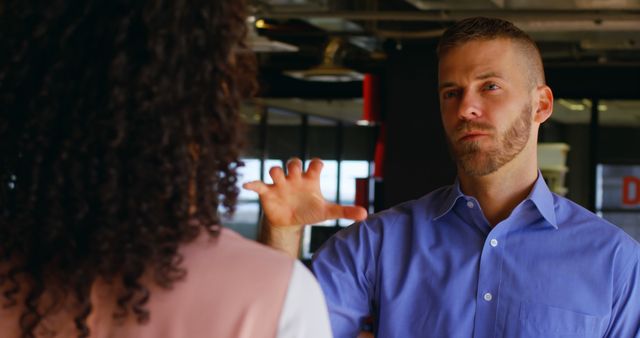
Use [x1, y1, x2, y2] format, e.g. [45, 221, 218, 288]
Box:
[224, 0, 640, 254]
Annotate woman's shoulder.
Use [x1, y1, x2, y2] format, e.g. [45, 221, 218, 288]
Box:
[174, 227, 296, 296]
[183, 227, 295, 270]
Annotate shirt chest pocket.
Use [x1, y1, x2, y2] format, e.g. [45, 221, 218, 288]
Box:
[503, 301, 602, 338]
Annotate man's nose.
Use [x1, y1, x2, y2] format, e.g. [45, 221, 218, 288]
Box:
[457, 91, 482, 120]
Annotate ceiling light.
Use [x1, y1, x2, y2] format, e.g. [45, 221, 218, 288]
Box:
[558, 99, 586, 111]
[284, 37, 364, 82]
[245, 18, 298, 53]
[356, 119, 379, 126]
[255, 19, 267, 29]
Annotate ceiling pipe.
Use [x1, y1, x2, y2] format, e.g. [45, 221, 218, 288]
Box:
[256, 10, 640, 23]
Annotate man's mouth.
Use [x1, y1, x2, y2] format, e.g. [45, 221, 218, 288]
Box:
[458, 132, 490, 142]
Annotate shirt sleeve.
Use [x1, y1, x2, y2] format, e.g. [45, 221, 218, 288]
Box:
[605, 249, 640, 337]
[311, 221, 381, 338]
[276, 260, 333, 338]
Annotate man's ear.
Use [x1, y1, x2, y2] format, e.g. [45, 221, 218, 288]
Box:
[534, 85, 554, 124]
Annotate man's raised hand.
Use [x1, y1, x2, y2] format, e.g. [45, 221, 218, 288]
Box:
[243, 158, 368, 256]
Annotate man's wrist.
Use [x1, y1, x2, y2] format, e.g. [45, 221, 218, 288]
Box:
[259, 218, 303, 258]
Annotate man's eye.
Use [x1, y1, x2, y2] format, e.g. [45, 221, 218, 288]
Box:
[484, 83, 500, 91]
[443, 91, 458, 99]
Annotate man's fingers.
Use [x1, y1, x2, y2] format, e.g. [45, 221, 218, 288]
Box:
[341, 205, 368, 221]
[305, 158, 324, 179]
[327, 204, 368, 221]
[286, 158, 303, 178]
[242, 181, 269, 195]
[269, 166, 286, 184]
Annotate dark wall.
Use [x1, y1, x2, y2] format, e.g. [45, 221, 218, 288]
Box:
[382, 41, 456, 209]
[245, 125, 376, 161]
[598, 126, 640, 163]
[561, 123, 591, 208]
[546, 66, 640, 99]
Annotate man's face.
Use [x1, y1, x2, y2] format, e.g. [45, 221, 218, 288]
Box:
[438, 38, 535, 176]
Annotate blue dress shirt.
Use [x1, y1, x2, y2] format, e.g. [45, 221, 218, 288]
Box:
[312, 174, 640, 338]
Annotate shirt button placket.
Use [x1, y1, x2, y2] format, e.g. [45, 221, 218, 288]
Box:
[473, 211, 503, 338]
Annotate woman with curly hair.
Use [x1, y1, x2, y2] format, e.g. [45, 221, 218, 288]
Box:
[0, 1, 331, 337]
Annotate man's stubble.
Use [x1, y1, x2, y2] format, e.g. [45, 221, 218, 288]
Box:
[448, 103, 532, 177]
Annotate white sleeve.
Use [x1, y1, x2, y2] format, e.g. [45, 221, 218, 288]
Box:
[277, 260, 333, 338]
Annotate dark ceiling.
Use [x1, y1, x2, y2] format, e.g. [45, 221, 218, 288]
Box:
[246, 0, 640, 124]
[252, 0, 640, 72]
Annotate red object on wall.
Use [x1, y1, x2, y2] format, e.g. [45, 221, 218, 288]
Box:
[622, 176, 640, 205]
[355, 178, 370, 210]
[373, 125, 386, 179]
[363, 73, 385, 179]
[363, 74, 381, 122]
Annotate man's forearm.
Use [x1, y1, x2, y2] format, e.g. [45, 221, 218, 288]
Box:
[259, 218, 303, 259]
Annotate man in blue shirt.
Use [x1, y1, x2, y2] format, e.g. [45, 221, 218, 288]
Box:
[245, 17, 640, 337]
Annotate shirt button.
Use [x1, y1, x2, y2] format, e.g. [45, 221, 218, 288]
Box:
[490, 239, 498, 247]
[466, 201, 474, 208]
[483, 293, 493, 302]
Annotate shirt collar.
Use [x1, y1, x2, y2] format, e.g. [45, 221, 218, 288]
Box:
[432, 172, 557, 228]
[525, 171, 558, 229]
[433, 178, 465, 221]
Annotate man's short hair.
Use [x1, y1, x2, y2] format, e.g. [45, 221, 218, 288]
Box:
[437, 17, 545, 87]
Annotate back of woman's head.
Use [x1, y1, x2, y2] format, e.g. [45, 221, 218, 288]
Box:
[0, 1, 255, 337]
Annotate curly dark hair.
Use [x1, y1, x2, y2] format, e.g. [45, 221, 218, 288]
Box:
[0, 0, 256, 337]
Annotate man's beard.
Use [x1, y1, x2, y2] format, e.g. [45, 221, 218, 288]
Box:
[447, 103, 532, 177]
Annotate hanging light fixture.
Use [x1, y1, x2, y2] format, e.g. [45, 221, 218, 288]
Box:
[285, 37, 365, 82]
[245, 16, 299, 53]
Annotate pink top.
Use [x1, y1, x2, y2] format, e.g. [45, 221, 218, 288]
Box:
[1, 228, 295, 338]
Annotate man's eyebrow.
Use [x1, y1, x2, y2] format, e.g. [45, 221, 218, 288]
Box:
[439, 72, 506, 90]
[438, 82, 457, 91]
[476, 72, 504, 80]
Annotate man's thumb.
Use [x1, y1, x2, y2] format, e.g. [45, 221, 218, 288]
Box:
[328, 204, 368, 222]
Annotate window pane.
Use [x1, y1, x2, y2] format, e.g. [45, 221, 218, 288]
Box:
[237, 159, 261, 201]
[224, 202, 260, 240]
